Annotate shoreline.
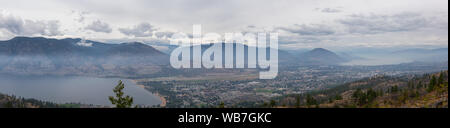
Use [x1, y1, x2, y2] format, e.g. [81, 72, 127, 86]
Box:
[132, 80, 167, 107]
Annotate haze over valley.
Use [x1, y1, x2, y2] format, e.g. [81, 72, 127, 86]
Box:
[0, 36, 447, 107]
[0, 0, 447, 108]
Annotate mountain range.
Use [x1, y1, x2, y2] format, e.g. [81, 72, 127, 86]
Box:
[162, 43, 351, 67]
[391, 48, 448, 62]
[297, 48, 349, 65]
[0, 37, 168, 77]
[4, 36, 445, 77]
[0, 37, 166, 57]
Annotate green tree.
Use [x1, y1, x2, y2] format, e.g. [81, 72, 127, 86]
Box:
[366, 89, 378, 103]
[391, 86, 399, 93]
[263, 102, 269, 108]
[306, 94, 317, 107]
[295, 96, 301, 108]
[417, 81, 423, 89]
[352, 89, 362, 99]
[218, 102, 225, 108]
[4, 101, 14, 108]
[428, 75, 437, 92]
[335, 94, 343, 100]
[109, 80, 134, 108]
[270, 100, 277, 108]
[438, 72, 444, 85]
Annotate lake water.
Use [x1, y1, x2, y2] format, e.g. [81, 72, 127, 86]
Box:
[341, 55, 413, 66]
[0, 76, 161, 107]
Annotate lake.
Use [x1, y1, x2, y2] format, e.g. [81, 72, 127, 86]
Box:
[0, 76, 161, 107]
[341, 55, 413, 66]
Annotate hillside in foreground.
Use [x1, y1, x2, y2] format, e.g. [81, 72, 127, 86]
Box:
[0, 93, 92, 108]
[275, 71, 448, 108]
[0, 94, 60, 108]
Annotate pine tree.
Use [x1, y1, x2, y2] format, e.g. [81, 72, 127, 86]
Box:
[366, 89, 377, 103]
[428, 76, 437, 92]
[218, 102, 225, 108]
[306, 94, 317, 107]
[4, 101, 14, 108]
[391, 86, 399, 93]
[438, 72, 444, 85]
[335, 94, 343, 100]
[109, 80, 134, 108]
[295, 96, 301, 108]
[270, 100, 277, 108]
[417, 81, 423, 89]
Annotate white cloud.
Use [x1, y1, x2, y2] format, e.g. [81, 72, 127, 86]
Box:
[338, 13, 429, 34]
[118, 22, 157, 37]
[0, 12, 63, 36]
[278, 24, 336, 36]
[320, 8, 343, 13]
[0, 0, 447, 48]
[76, 39, 93, 47]
[71, 10, 91, 23]
[85, 20, 112, 33]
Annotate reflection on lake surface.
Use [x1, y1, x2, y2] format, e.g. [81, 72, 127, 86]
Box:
[341, 55, 413, 66]
[0, 76, 161, 106]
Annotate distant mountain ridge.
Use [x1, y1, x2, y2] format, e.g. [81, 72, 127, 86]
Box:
[166, 43, 349, 66]
[0, 36, 354, 77]
[0, 37, 168, 77]
[0, 37, 166, 57]
[390, 48, 448, 63]
[297, 48, 349, 65]
[391, 48, 448, 54]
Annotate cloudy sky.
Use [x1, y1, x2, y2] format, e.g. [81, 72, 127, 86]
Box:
[0, 0, 448, 50]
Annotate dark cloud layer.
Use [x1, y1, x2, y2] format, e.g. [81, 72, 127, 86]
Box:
[321, 8, 342, 13]
[276, 12, 447, 45]
[0, 13, 63, 36]
[278, 24, 336, 36]
[85, 20, 112, 33]
[338, 13, 428, 34]
[155, 31, 175, 38]
[0, 0, 447, 48]
[118, 23, 157, 37]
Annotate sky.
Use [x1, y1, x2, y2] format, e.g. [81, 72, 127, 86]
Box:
[0, 0, 448, 50]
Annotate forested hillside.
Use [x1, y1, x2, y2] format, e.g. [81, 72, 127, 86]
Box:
[276, 71, 448, 108]
[0, 93, 60, 108]
[0, 93, 88, 108]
